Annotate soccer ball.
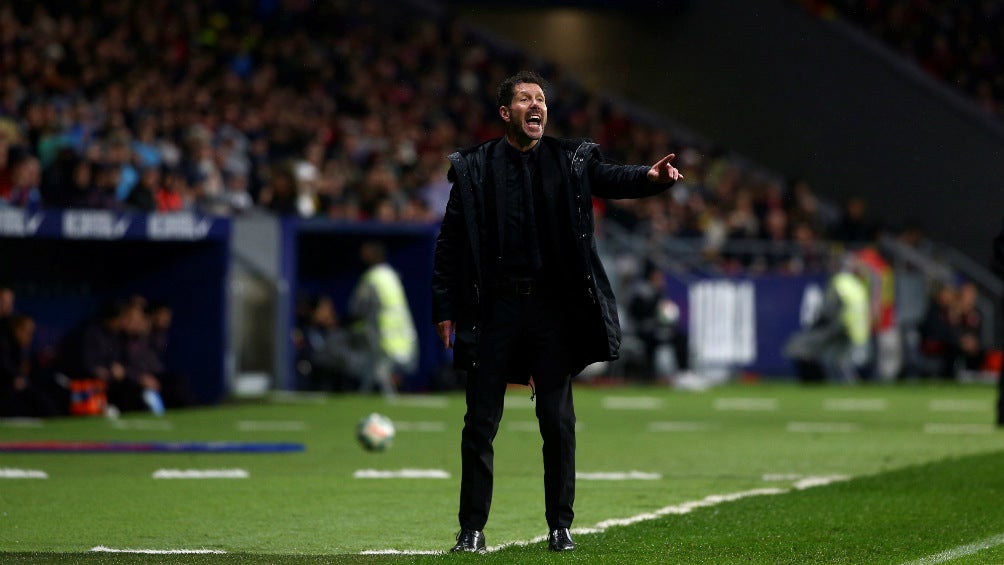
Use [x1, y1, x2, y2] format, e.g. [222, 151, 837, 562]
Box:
[357, 412, 395, 451]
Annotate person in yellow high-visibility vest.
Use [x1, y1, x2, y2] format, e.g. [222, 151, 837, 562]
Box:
[349, 241, 417, 397]
[785, 254, 871, 383]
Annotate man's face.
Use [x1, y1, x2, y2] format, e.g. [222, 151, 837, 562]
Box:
[501, 82, 547, 147]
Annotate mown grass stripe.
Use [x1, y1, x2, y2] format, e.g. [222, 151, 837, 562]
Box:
[900, 533, 1004, 565]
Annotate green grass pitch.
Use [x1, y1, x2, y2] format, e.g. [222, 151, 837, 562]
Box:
[2, 381, 1004, 564]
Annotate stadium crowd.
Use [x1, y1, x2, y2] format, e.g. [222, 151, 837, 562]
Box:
[0, 0, 988, 410]
[0, 0, 894, 272]
[796, 0, 1004, 118]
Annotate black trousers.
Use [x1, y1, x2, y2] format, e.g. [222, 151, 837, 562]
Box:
[458, 287, 576, 531]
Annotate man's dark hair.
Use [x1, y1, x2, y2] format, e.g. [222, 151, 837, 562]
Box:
[496, 70, 547, 109]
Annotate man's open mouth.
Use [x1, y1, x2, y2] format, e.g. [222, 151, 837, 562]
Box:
[526, 115, 543, 127]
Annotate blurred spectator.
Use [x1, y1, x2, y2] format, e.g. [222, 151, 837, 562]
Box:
[293, 294, 367, 392]
[625, 264, 688, 380]
[918, 282, 956, 377]
[0, 286, 13, 323]
[124, 165, 160, 212]
[785, 255, 871, 383]
[258, 161, 300, 216]
[348, 241, 417, 397]
[920, 281, 985, 379]
[0, 313, 57, 417]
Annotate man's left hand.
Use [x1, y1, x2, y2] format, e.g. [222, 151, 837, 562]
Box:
[647, 153, 684, 183]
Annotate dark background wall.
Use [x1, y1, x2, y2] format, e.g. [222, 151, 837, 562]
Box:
[451, 0, 1004, 266]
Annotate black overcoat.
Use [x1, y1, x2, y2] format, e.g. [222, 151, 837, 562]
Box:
[432, 136, 671, 380]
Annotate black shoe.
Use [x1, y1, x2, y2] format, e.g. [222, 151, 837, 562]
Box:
[451, 529, 486, 553]
[548, 528, 575, 551]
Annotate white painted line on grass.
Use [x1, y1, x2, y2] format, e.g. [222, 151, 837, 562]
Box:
[0, 468, 48, 479]
[714, 398, 779, 411]
[762, 474, 850, 488]
[91, 546, 226, 555]
[792, 475, 850, 489]
[236, 420, 308, 432]
[928, 399, 990, 413]
[392, 421, 446, 432]
[353, 469, 450, 479]
[361, 549, 442, 555]
[824, 398, 888, 412]
[268, 391, 328, 404]
[506, 421, 583, 432]
[504, 395, 536, 409]
[111, 419, 174, 431]
[602, 396, 663, 410]
[360, 475, 850, 555]
[787, 422, 860, 434]
[576, 471, 661, 480]
[648, 421, 713, 432]
[923, 423, 995, 435]
[0, 418, 44, 428]
[387, 396, 449, 409]
[152, 469, 249, 479]
[900, 533, 1004, 565]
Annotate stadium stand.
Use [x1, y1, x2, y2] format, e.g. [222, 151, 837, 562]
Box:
[794, 0, 1004, 118]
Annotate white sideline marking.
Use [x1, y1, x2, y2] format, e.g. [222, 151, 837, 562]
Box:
[91, 546, 226, 554]
[393, 421, 446, 432]
[236, 420, 307, 432]
[923, 423, 995, 435]
[0, 468, 49, 479]
[787, 421, 860, 434]
[152, 469, 249, 479]
[762, 474, 851, 489]
[714, 398, 778, 411]
[824, 398, 888, 412]
[387, 396, 449, 408]
[929, 399, 989, 413]
[111, 419, 174, 431]
[793, 475, 850, 489]
[0, 418, 44, 428]
[602, 396, 663, 410]
[269, 391, 328, 404]
[504, 394, 536, 409]
[900, 533, 1004, 565]
[576, 471, 661, 481]
[649, 421, 713, 432]
[353, 469, 450, 479]
[360, 475, 850, 555]
[506, 420, 584, 432]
